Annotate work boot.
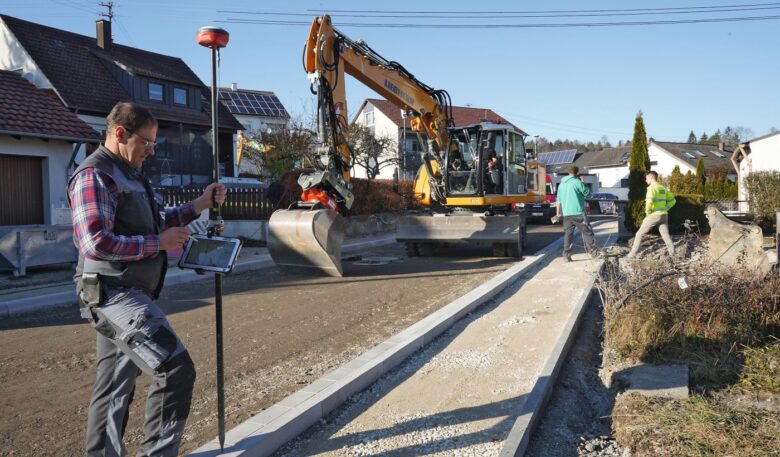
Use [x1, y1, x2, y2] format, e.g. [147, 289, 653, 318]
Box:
[564, 254, 573, 262]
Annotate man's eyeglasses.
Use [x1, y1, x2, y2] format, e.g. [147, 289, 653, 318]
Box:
[128, 130, 157, 149]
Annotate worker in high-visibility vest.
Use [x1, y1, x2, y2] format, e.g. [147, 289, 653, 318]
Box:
[627, 170, 676, 259]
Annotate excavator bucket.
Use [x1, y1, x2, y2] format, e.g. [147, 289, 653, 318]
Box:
[267, 208, 348, 276]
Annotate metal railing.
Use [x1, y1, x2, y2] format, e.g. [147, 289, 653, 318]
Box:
[156, 186, 295, 220]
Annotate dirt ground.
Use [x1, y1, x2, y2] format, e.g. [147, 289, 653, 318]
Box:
[0, 226, 560, 456]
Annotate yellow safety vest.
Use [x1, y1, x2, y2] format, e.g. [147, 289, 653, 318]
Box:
[645, 183, 676, 215]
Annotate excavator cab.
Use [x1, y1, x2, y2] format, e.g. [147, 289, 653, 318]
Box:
[443, 124, 529, 202]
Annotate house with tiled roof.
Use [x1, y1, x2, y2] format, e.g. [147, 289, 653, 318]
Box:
[648, 141, 735, 180]
[575, 147, 632, 198]
[351, 98, 525, 180]
[0, 14, 243, 188]
[0, 69, 100, 225]
[218, 83, 290, 176]
[731, 131, 780, 212]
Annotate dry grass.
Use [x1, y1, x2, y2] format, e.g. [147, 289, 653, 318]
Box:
[613, 393, 780, 457]
[598, 253, 780, 388]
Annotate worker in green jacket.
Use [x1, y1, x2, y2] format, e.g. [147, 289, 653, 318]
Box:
[555, 166, 601, 262]
[626, 170, 676, 259]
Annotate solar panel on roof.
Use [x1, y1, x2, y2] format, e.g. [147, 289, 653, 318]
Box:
[538, 149, 577, 165]
[682, 152, 696, 159]
[220, 90, 289, 117]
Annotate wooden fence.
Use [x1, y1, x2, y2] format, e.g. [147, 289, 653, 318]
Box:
[156, 186, 295, 220]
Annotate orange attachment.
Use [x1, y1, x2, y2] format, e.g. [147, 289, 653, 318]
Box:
[196, 27, 229, 49]
[301, 187, 340, 213]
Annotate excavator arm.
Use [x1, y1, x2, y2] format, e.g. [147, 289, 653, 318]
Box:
[267, 15, 454, 276]
[302, 15, 452, 210]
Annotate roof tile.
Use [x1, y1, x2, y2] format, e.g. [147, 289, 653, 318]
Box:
[0, 70, 101, 141]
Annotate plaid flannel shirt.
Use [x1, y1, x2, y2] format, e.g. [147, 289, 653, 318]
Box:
[69, 167, 197, 261]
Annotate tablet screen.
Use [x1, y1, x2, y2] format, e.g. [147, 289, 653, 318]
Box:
[179, 235, 241, 273]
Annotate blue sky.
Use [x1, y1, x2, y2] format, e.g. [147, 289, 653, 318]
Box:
[4, 0, 779, 144]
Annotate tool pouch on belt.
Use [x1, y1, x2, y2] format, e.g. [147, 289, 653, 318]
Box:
[78, 273, 104, 308]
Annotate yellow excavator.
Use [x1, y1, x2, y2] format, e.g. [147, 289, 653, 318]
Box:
[267, 15, 546, 276]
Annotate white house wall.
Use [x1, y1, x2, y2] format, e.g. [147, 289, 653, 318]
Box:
[0, 137, 73, 225]
[589, 165, 628, 199]
[648, 143, 695, 176]
[748, 134, 780, 172]
[0, 19, 57, 91]
[352, 103, 399, 180]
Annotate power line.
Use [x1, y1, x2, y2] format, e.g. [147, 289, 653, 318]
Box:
[217, 15, 780, 28]
[220, 4, 780, 19]
[303, 2, 780, 15]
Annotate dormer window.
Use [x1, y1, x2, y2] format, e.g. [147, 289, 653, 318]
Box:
[174, 86, 188, 106]
[149, 82, 164, 102]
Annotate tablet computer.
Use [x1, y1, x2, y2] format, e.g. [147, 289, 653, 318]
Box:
[178, 234, 242, 274]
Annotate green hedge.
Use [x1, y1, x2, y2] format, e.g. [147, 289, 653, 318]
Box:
[744, 171, 780, 233]
[669, 194, 708, 233]
[627, 193, 707, 234]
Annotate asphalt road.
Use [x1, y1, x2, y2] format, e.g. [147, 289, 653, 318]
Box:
[0, 224, 562, 456]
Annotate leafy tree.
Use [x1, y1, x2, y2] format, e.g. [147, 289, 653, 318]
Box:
[695, 158, 706, 194]
[627, 111, 650, 231]
[347, 123, 398, 180]
[687, 131, 697, 143]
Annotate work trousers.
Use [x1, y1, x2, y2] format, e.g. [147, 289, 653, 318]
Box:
[84, 287, 196, 457]
[562, 214, 598, 257]
[627, 213, 675, 258]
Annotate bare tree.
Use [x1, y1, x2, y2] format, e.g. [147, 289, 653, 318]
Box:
[348, 123, 398, 180]
[241, 115, 316, 179]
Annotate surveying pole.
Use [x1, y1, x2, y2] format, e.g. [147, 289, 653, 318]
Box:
[196, 25, 229, 451]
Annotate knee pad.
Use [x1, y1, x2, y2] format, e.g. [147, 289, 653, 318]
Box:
[163, 350, 196, 390]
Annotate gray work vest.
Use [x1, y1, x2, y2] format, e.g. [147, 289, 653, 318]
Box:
[68, 147, 167, 298]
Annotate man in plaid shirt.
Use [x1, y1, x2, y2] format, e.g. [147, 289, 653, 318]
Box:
[69, 102, 226, 456]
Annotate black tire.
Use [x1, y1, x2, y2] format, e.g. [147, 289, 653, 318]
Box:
[417, 243, 435, 256]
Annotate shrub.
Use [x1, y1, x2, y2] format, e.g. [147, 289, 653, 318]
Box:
[349, 178, 409, 215]
[744, 171, 780, 232]
[668, 193, 708, 233]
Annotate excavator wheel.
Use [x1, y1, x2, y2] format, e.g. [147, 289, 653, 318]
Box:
[405, 242, 420, 257]
[417, 243, 436, 256]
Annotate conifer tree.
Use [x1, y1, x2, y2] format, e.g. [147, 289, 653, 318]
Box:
[696, 158, 706, 194]
[687, 131, 697, 143]
[627, 111, 650, 231]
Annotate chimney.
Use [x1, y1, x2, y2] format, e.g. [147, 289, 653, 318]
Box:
[231, 82, 238, 91]
[718, 142, 725, 151]
[96, 20, 112, 51]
